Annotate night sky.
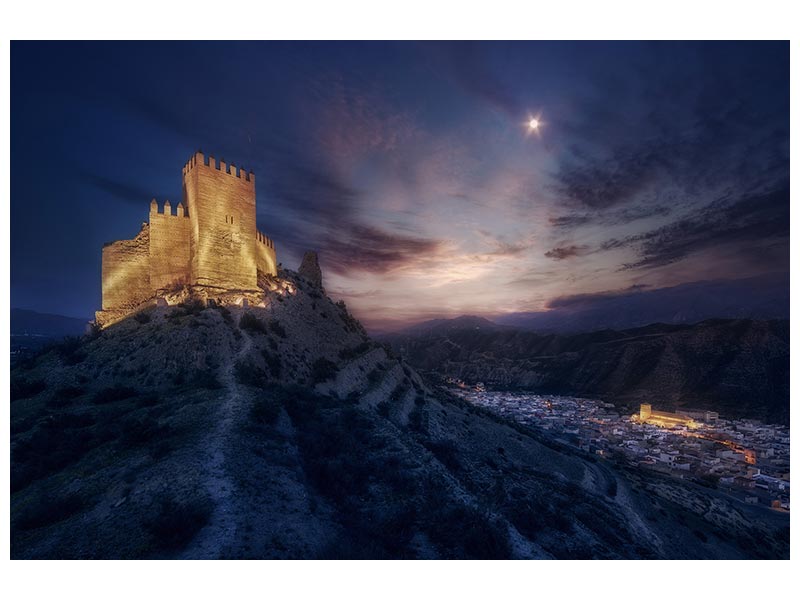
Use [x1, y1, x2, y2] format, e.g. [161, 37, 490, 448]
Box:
[11, 41, 789, 330]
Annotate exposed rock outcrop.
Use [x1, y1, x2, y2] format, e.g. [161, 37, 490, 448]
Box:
[297, 251, 323, 289]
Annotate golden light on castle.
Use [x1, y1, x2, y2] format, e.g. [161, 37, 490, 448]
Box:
[96, 151, 278, 328]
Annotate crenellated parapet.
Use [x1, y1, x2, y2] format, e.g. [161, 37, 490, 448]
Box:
[257, 229, 275, 250]
[256, 229, 278, 276]
[182, 150, 255, 184]
[150, 198, 189, 217]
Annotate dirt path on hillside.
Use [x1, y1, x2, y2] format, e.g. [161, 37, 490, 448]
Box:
[180, 330, 252, 559]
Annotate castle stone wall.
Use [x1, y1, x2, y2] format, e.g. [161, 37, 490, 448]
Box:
[183, 152, 258, 290]
[149, 200, 191, 290]
[101, 224, 151, 310]
[97, 151, 278, 328]
[256, 230, 278, 277]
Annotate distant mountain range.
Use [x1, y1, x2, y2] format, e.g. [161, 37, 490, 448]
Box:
[491, 275, 788, 333]
[11, 309, 89, 337]
[11, 309, 89, 360]
[384, 317, 790, 424]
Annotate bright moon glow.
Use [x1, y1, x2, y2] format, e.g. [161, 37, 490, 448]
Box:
[528, 117, 539, 131]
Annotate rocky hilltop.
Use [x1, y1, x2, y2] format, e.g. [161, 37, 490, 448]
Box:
[10, 264, 789, 559]
[384, 318, 790, 424]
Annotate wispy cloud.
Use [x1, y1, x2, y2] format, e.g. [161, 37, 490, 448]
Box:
[546, 284, 650, 309]
[321, 224, 446, 276]
[544, 245, 592, 260]
[76, 169, 163, 206]
[618, 185, 790, 270]
[424, 41, 522, 118]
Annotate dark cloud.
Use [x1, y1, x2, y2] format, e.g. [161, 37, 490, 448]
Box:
[262, 155, 359, 223]
[549, 214, 592, 228]
[547, 284, 650, 309]
[496, 274, 788, 332]
[553, 146, 664, 209]
[425, 42, 521, 117]
[320, 224, 445, 276]
[76, 170, 163, 206]
[614, 184, 789, 270]
[328, 287, 381, 299]
[476, 230, 534, 258]
[544, 245, 591, 260]
[551, 42, 789, 230]
[550, 204, 671, 229]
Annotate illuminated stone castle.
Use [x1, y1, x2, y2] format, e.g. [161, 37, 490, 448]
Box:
[96, 151, 277, 327]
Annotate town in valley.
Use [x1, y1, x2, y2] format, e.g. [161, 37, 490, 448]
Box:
[449, 381, 790, 512]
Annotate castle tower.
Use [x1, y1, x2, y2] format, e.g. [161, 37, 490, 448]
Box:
[182, 151, 258, 290]
[640, 403, 652, 422]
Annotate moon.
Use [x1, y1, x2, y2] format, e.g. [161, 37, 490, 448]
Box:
[528, 117, 540, 131]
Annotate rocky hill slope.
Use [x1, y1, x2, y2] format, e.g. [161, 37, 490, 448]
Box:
[385, 318, 790, 424]
[10, 266, 789, 559]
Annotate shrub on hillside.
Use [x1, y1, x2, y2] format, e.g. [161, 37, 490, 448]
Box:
[10, 377, 47, 401]
[166, 308, 185, 320]
[14, 492, 85, 531]
[190, 369, 222, 390]
[310, 358, 338, 384]
[213, 304, 233, 325]
[50, 411, 96, 429]
[335, 300, 366, 335]
[426, 504, 512, 559]
[424, 440, 462, 472]
[54, 336, 87, 365]
[180, 299, 206, 316]
[502, 497, 548, 539]
[53, 384, 87, 401]
[261, 350, 282, 378]
[338, 341, 371, 361]
[235, 359, 268, 388]
[136, 393, 161, 408]
[145, 494, 212, 551]
[268, 319, 287, 338]
[239, 312, 267, 334]
[390, 383, 409, 403]
[408, 407, 424, 432]
[134, 311, 152, 324]
[11, 422, 98, 492]
[92, 385, 138, 405]
[118, 415, 170, 449]
[250, 396, 282, 426]
[366, 367, 383, 386]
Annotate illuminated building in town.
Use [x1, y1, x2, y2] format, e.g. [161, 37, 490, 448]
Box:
[638, 403, 697, 428]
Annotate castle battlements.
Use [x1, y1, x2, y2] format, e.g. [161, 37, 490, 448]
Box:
[257, 230, 275, 250]
[150, 199, 189, 217]
[97, 150, 277, 328]
[182, 150, 255, 183]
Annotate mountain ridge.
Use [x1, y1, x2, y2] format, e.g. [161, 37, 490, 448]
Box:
[384, 316, 789, 424]
[11, 308, 89, 337]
